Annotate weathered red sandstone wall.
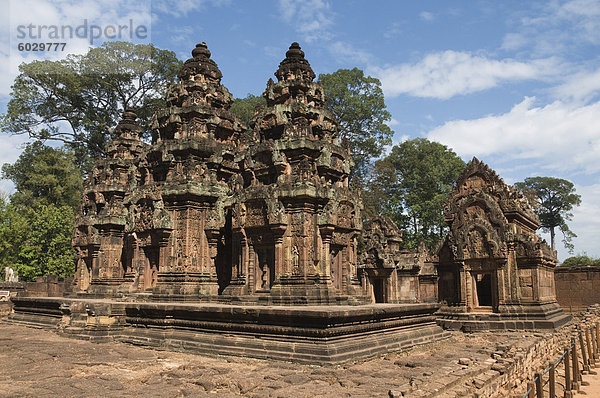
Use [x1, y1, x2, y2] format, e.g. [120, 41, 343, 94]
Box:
[555, 265, 600, 312]
[0, 276, 73, 298]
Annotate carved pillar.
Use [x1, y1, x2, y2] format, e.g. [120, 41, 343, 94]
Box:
[205, 230, 219, 278]
[248, 244, 256, 291]
[274, 234, 284, 283]
[532, 267, 539, 302]
[240, 236, 248, 283]
[319, 226, 334, 281]
[471, 272, 479, 308]
[157, 233, 171, 274]
[459, 265, 468, 308]
[349, 237, 362, 288]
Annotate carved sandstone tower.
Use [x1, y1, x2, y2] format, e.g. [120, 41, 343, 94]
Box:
[73, 109, 147, 294]
[223, 43, 365, 304]
[436, 158, 570, 330]
[141, 42, 244, 299]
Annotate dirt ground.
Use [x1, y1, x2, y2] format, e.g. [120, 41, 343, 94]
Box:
[0, 323, 540, 397]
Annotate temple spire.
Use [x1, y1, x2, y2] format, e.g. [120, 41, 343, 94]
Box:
[178, 41, 223, 82]
[274, 42, 316, 82]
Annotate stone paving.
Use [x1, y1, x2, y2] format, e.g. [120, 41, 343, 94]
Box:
[0, 322, 551, 397]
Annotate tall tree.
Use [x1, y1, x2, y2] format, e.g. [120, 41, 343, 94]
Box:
[362, 159, 404, 223]
[9, 204, 76, 281]
[0, 143, 81, 280]
[385, 138, 465, 249]
[515, 177, 582, 253]
[1, 41, 181, 172]
[0, 195, 28, 279]
[1, 141, 82, 210]
[318, 68, 394, 182]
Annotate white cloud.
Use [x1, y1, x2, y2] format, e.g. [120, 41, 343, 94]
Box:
[151, 0, 228, 18]
[383, 21, 403, 39]
[386, 118, 399, 127]
[419, 11, 434, 22]
[427, 97, 600, 175]
[502, 0, 600, 56]
[563, 182, 600, 261]
[3, 0, 153, 93]
[501, 33, 529, 52]
[328, 41, 371, 65]
[553, 67, 600, 102]
[169, 25, 195, 42]
[277, 0, 334, 43]
[370, 51, 558, 99]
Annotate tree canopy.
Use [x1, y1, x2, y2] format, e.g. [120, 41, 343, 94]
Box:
[379, 138, 466, 249]
[362, 159, 403, 221]
[230, 93, 266, 127]
[560, 255, 599, 267]
[318, 68, 394, 182]
[1, 141, 82, 210]
[515, 177, 582, 253]
[1, 41, 181, 172]
[0, 142, 81, 280]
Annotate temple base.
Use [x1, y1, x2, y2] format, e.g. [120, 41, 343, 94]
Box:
[7, 297, 450, 364]
[436, 302, 571, 331]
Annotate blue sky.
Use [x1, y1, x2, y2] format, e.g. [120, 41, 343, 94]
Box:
[1, 0, 600, 261]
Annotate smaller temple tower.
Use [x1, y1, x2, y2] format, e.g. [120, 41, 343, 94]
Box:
[359, 216, 438, 304]
[73, 108, 147, 294]
[436, 158, 570, 330]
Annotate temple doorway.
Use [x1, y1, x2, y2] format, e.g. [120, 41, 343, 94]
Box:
[216, 210, 233, 294]
[475, 273, 492, 307]
[330, 247, 343, 290]
[472, 271, 496, 311]
[254, 247, 275, 292]
[373, 278, 385, 303]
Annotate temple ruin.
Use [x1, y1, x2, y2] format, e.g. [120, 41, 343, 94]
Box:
[73, 42, 366, 305]
[7, 42, 569, 364]
[436, 158, 570, 330]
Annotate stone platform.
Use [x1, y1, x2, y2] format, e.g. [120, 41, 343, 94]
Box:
[436, 303, 571, 332]
[8, 297, 450, 364]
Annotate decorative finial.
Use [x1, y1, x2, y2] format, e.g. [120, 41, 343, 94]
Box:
[274, 42, 315, 82]
[285, 42, 304, 59]
[192, 42, 211, 59]
[122, 107, 137, 123]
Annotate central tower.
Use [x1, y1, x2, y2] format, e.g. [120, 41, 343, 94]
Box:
[223, 43, 365, 304]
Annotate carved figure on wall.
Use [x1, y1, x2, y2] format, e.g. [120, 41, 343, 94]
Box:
[292, 245, 299, 274]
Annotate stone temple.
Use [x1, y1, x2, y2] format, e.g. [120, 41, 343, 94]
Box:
[435, 159, 570, 330]
[8, 42, 569, 363]
[73, 42, 366, 305]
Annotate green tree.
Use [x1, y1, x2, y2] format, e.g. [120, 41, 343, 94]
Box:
[385, 138, 465, 249]
[230, 94, 266, 126]
[1, 41, 181, 172]
[0, 195, 28, 278]
[362, 159, 404, 223]
[318, 68, 394, 182]
[10, 204, 76, 281]
[2, 141, 82, 210]
[515, 177, 582, 253]
[561, 255, 598, 267]
[0, 143, 80, 280]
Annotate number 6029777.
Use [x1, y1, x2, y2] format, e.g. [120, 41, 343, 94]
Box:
[17, 43, 66, 51]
